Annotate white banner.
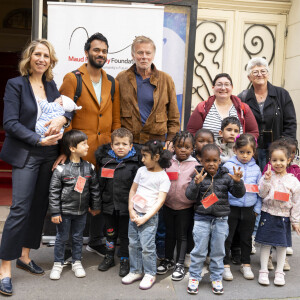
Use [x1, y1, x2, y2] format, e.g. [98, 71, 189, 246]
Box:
[48, 2, 164, 88]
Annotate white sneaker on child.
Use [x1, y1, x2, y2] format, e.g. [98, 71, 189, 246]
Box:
[286, 247, 293, 255]
[240, 266, 254, 280]
[274, 271, 285, 286]
[72, 261, 86, 278]
[50, 262, 63, 280]
[139, 274, 156, 290]
[122, 272, 143, 284]
[258, 270, 269, 285]
[223, 267, 233, 281]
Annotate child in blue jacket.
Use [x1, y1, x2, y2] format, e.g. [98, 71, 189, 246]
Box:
[223, 134, 261, 281]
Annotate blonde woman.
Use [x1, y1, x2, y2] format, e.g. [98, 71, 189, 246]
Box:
[0, 39, 71, 296]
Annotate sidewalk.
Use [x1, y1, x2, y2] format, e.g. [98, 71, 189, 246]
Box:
[5, 231, 300, 299]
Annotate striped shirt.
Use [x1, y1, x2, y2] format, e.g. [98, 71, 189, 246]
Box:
[202, 103, 243, 139]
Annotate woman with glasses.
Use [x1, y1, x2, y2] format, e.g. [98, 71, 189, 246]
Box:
[187, 73, 259, 140]
[238, 57, 296, 171]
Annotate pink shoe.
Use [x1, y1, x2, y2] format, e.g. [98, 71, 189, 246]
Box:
[274, 271, 285, 286]
[258, 270, 269, 285]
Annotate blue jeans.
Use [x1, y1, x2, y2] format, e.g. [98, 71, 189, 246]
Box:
[128, 212, 158, 276]
[54, 213, 87, 263]
[189, 216, 229, 282]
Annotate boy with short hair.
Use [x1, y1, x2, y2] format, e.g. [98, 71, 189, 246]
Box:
[95, 128, 140, 277]
[186, 144, 246, 295]
[216, 116, 241, 164]
[49, 129, 101, 280]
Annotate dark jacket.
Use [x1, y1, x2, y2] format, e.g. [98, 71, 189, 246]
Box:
[49, 159, 101, 216]
[95, 144, 140, 216]
[0, 76, 72, 168]
[238, 82, 297, 148]
[185, 166, 246, 217]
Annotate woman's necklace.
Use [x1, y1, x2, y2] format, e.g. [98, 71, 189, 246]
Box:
[255, 91, 267, 103]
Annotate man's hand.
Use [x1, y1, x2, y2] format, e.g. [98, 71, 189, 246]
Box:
[264, 164, 272, 181]
[51, 215, 62, 224]
[44, 116, 67, 136]
[89, 209, 101, 216]
[40, 133, 63, 147]
[52, 154, 67, 171]
[228, 166, 243, 182]
[292, 223, 300, 235]
[194, 168, 207, 185]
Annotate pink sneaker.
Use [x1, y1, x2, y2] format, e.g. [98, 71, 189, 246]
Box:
[258, 270, 269, 285]
[274, 271, 285, 286]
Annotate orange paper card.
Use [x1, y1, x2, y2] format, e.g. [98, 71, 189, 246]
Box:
[101, 168, 115, 178]
[132, 194, 147, 209]
[167, 172, 179, 181]
[74, 176, 86, 193]
[245, 184, 259, 193]
[201, 193, 219, 209]
[274, 191, 289, 202]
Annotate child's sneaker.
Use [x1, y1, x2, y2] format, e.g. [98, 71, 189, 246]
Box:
[283, 257, 291, 271]
[274, 271, 285, 286]
[119, 258, 129, 277]
[223, 267, 233, 281]
[267, 255, 274, 270]
[139, 274, 156, 290]
[240, 265, 254, 280]
[98, 254, 115, 271]
[187, 278, 199, 294]
[122, 272, 143, 284]
[286, 247, 293, 255]
[212, 280, 224, 294]
[258, 270, 269, 285]
[251, 235, 256, 254]
[156, 259, 174, 274]
[72, 261, 86, 278]
[171, 263, 185, 281]
[184, 254, 191, 268]
[50, 262, 63, 280]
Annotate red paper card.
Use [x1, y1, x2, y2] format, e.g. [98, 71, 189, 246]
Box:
[167, 172, 179, 181]
[101, 168, 115, 178]
[132, 194, 147, 209]
[274, 191, 289, 202]
[245, 184, 259, 193]
[74, 176, 86, 193]
[201, 193, 219, 209]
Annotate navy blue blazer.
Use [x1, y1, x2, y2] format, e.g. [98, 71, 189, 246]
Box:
[0, 76, 72, 168]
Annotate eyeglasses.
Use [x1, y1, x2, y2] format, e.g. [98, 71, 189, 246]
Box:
[251, 69, 268, 76]
[215, 83, 232, 88]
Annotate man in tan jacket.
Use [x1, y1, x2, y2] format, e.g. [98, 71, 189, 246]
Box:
[56, 32, 121, 261]
[116, 36, 180, 147]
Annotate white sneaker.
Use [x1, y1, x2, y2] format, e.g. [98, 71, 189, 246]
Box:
[139, 274, 156, 290]
[240, 265, 254, 280]
[258, 270, 269, 285]
[122, 272, 143, 285]
[251, 235, 256, 254]
[50, 262, 63, 280]
[184, 254, 191, 268]
[223, 267, 233, 281]
[286, 247, 293, 255]
[72, 261, 86, 278]
[274, 271, 285, 286]
[267, 255, 274, 270]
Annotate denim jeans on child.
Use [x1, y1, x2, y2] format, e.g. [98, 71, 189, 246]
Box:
[128, 212, 158, 276]
[189, 216, 229, 282]
[54, 213, 87, 263]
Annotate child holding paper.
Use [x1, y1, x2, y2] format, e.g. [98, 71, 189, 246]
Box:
[185, 144, 245, 295]
[223, 134, 261, 281]
[256, 141, 300, 286]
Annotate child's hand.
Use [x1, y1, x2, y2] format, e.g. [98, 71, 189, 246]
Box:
[264, 164, 272, 181]
[194, 168, 207, 185]
[135, 215, 147, 227]
[54, 96, 63, 106]
[51, 215, 62, 224]
[90, 209, 101, 216]
[129, 209, 138, 222]
[292, 224, 300, 235]
[228, 166, 243, 182]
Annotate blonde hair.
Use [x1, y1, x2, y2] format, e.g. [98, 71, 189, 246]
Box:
[19, 39, 58, 81]
[131, 36, 156, 56]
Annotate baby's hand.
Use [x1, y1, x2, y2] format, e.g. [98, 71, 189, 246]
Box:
[264, 164, 272, 181]
[194, 168, 207, 185]
[51, 215, 62, 224]
[229, 166, 243, 182]
[292, 224, 300, 235]
[54, 96, 63, 106]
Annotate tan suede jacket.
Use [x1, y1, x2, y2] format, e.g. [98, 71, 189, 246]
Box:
[116, 64, 180, 144]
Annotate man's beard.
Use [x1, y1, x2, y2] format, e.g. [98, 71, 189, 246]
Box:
[88, 53, 106, 69]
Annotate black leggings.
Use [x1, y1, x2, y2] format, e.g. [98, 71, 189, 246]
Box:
[163, 205, 194, 264]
